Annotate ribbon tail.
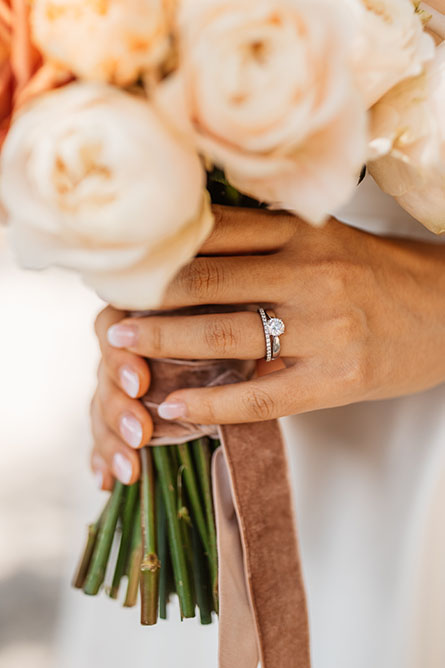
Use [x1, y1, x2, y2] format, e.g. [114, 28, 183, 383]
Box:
[213, 448, 260, 668]
[215, 421, 311, 668]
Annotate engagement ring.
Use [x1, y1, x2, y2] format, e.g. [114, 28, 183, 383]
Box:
[258, 308, 285, 362]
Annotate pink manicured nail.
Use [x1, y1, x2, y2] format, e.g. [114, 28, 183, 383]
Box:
[107, 324, 137, 348]
[112, 453, 133, 484]
[120, 413, 143, 448]
[119, 366, 139, 398]
[158, 401, 187, 420]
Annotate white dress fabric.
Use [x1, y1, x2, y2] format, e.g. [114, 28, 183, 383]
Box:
[56, 176, 445, 668]
[283, 175, 445, 668]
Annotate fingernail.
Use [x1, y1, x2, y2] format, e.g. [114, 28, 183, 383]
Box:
[158, 401, 187, 420]
[94, 470, 103, 489]
[120, 413, 143, 448]
[119, 366, 139, 398]
[112, 453, 133, 484]
[107, 324, 137, 348]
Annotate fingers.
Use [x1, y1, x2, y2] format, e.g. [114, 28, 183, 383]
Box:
[95, 305, 125, 354]
[90, 392, 142, 487]
[200, 205, 298, 255]
[95, 306, 150, 398]
[96, 363, 153, 448]
[162, 255, 283, 309]
[156, 366, 318, 424]
[107, 311, 275, 360]
[89, 361, 153, 489]
[91, 448, 114, 491]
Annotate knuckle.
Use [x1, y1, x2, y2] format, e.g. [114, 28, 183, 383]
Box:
[98, 383, 118, 422]
[94, 311, 103, 338]
[181, 258, 225, 301]
[319, 260, 350, 297]
[90, 398, 104, 440]
[331, 309, 368, 345]
[204, 318, 237, 355]
[147, 321, 164, 357]
[243, 387, 275, 421]
[212, 205, 225, 231]
[200, 396, 217, 424]
[340, 350, 369, 391]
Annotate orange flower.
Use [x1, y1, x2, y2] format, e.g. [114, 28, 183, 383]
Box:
[0, 0, 70, 147]
[30, 0, 175, 86]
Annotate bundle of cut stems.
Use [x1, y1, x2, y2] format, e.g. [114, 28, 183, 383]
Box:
[73, 437, 219, 625]
[73, 170, 257, 624]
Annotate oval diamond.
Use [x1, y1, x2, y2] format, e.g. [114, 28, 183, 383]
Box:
[266, 318, 285, 336]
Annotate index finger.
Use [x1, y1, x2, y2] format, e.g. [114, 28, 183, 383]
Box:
[199, 205, 299, 256]
[94, 306, 126, 355]
[95, 306, 151, 398]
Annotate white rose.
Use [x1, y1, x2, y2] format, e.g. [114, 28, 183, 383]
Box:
[156, 0, 368, 225]
[368, 43, 445, 233]
[31, 0, 175, 85]
[0, 82, 213, 308]
[345, 0, 434, 108]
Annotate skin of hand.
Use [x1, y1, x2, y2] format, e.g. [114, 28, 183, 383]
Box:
[90, 205, 445, 488]
[428, 1, 445, 12]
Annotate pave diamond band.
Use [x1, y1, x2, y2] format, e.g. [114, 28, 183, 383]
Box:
[258, 308, 272, 362]
[258, 308, 285, 362]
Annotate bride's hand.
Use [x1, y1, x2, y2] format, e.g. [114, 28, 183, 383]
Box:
[90, 205, 445, 487]
[90, 306, 151, 488]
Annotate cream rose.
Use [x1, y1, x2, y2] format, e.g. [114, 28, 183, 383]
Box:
[31, 0, 174, 85]
[343, 0, 434, 108]
[156, 0, 367, 225]
[368, 43, 445, 233]
[0, 82, 213, 308]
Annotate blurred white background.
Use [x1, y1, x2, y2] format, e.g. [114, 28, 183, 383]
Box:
[0, 229, 218, 668]
[0, 227, 102, 667]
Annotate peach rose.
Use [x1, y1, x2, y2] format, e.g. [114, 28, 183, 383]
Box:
[156, 0, 367, 225]
[0, 82, 213, 308]
[344, 0, 434, 108]
[368, 43, 445, 233]
[0, 0, 41, 144]
[31, 0, 175, 85]
[0, 2, 12, 136]
[0, 0, 71, 149]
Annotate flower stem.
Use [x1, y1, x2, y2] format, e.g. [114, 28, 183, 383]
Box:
[72, 497, 111, 589]
[192, 438, 219, 611]
[177, 443, 210, 554]
[191, 524, 213, 625]
[153, 446, 195, 618]
[124, 502, 142, 608]
[110, 482, 139, 599]
[140, 448, 160, 625]
[72, 522, 99, 590]
[156, 477, 170, 620]
[83, 481, 124, 596]
[177, 493, 196, 614]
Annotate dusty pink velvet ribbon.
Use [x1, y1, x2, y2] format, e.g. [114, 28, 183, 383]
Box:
[142, 357, 311, 668]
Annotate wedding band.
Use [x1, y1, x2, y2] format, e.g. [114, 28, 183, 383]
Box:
[258, 308, 285, 362]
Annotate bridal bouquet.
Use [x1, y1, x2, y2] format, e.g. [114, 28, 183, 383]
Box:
[1, 0, 444, 642]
